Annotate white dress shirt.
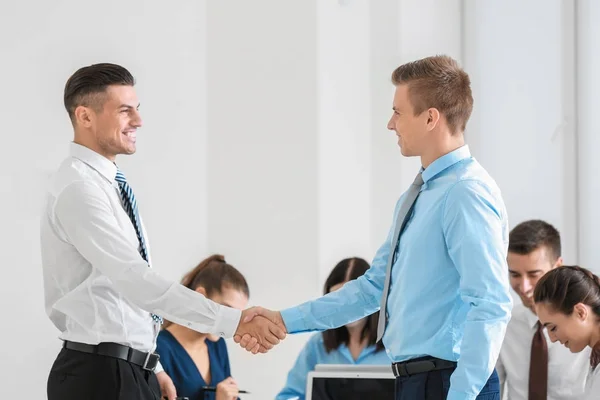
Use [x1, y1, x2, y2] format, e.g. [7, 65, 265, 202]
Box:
[584, 365, 600, 400]
[496, 302, 590, 399]
[41, 143, 241, 355]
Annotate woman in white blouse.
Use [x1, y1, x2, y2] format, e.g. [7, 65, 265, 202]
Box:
[533, 265, 600, 399]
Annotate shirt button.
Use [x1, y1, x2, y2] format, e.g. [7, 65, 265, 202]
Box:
[386, 349, 391, 354]
[187, 322, 192, 327]
[386, 311, 389, 319]
[219, 332, 225, 337]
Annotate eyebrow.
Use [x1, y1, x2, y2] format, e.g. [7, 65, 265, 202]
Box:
[508, 269, 543, 274]
[119, 103, 140, 110]
[221, 302, 233, 308]
[542, 322, 553, 327]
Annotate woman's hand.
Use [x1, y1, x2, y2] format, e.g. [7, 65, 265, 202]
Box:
[216, 377, 239, 400]
[156, 371, 177, 400]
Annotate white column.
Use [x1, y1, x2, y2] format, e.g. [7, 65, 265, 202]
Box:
[463, 0, 578, 261]
[577, 0, 600, 273]
[316, 0, 372, 285]
[369, 0, 463, 251]
[205, 2, 319, 398]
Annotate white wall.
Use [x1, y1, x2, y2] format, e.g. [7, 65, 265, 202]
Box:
[205, 1, 320, 398]
[463, 0, 579, 263]
[577, 0, 600, 273]
[316, 0, 372, 284]
[2, 1, 599, 399]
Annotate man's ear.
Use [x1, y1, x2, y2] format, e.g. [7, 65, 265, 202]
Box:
[195, 286, 207, 297]
[74, 106, 94, 128]
[426, 108, 440, 131]
[554, 256, 564, 268]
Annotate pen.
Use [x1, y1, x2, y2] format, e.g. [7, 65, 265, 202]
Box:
[202, 386, 250, 394]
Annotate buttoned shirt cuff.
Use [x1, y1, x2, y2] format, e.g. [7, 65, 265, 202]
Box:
[280, 307, 308, 334]
[446, 389, 477, 400]
[211, 306, 242, 338]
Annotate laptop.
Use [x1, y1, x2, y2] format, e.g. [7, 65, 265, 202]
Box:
[306, 365, 395, 400]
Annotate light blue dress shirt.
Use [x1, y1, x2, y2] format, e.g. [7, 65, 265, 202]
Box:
[275, 333, 391, 400]
[280, 146, 513, 400]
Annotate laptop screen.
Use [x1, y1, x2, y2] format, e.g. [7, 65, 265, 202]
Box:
[310, 376, 395, 400]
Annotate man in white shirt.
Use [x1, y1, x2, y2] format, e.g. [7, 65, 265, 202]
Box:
[497, 219, 590, 400]
[42, 63, 285, 400]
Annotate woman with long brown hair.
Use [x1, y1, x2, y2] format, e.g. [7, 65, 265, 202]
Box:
[156, 255, 250, 400]
[534, 265, 600, 400]
[275, 257, 390, 400]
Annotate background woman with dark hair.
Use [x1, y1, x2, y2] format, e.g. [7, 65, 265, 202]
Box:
[275, 257, 390, 400]
[157, 255, 250, 400]
[534, 265, 600, 400]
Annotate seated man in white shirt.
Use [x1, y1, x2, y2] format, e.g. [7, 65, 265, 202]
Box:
[497, 219, 590, 399]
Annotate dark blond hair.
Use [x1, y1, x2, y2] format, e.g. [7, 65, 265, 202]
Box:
[391, 55, 473, 134]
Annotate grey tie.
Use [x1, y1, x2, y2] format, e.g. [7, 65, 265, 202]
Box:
[376, 172, 424, 341]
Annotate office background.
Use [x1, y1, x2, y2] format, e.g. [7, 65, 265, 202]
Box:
[1, 0, 599, 398]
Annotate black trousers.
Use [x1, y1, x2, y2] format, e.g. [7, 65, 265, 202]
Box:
[394, 358, 500, 400]
[47, 348, 161, 400]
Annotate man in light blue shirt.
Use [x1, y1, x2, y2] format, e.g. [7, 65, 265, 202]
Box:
[237, 55, 512, 400]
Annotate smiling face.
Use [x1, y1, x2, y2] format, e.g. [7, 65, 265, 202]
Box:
[387, 84, 431, 157]
[535, 301, 595, 353]
[74, 85, 143, 161]
[508, 246, 561, 311]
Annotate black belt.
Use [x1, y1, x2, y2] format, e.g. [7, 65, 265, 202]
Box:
[392, 357, 457, 377]
[63, 340, 160, 371]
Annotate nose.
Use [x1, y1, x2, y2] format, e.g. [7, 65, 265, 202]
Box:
[131, 109, 143, 128]
[548, 332, 559, 343]
[387, 115, 395, 131]
[520, 278, 533, 294]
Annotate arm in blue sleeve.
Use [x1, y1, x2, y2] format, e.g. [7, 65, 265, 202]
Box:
[442, 180, 513, 400]
[275, 334, 322, 400]
[280, 195, 405, 334]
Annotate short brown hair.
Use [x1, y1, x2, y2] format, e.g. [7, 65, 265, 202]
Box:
[508, 219, 561, 261]
[391, 55, 473, 134]
[64, 63, 135, 122]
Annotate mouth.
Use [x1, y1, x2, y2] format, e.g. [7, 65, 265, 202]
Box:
[522, 295, 533, 303]
[122, 130, 137, 142]
[564, 340, 569, 348]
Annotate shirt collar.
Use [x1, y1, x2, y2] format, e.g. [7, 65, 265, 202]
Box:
[524, 305, 541, 330]
[69, 142, 117, 184]
[339, 343, 379, 362]
[421, 145, 471, 183]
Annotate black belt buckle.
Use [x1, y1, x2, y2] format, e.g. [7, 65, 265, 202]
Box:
[142, 352, 159, 371]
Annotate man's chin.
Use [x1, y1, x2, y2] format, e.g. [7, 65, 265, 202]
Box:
[521, 297, 535, 309]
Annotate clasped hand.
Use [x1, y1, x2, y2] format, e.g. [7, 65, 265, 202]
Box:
[233, 306, 287, 354]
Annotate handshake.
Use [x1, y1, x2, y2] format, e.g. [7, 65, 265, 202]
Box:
[232, 306, 287, 354]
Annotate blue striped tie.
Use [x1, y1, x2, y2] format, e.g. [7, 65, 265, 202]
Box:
[115, 168, 163, 325]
